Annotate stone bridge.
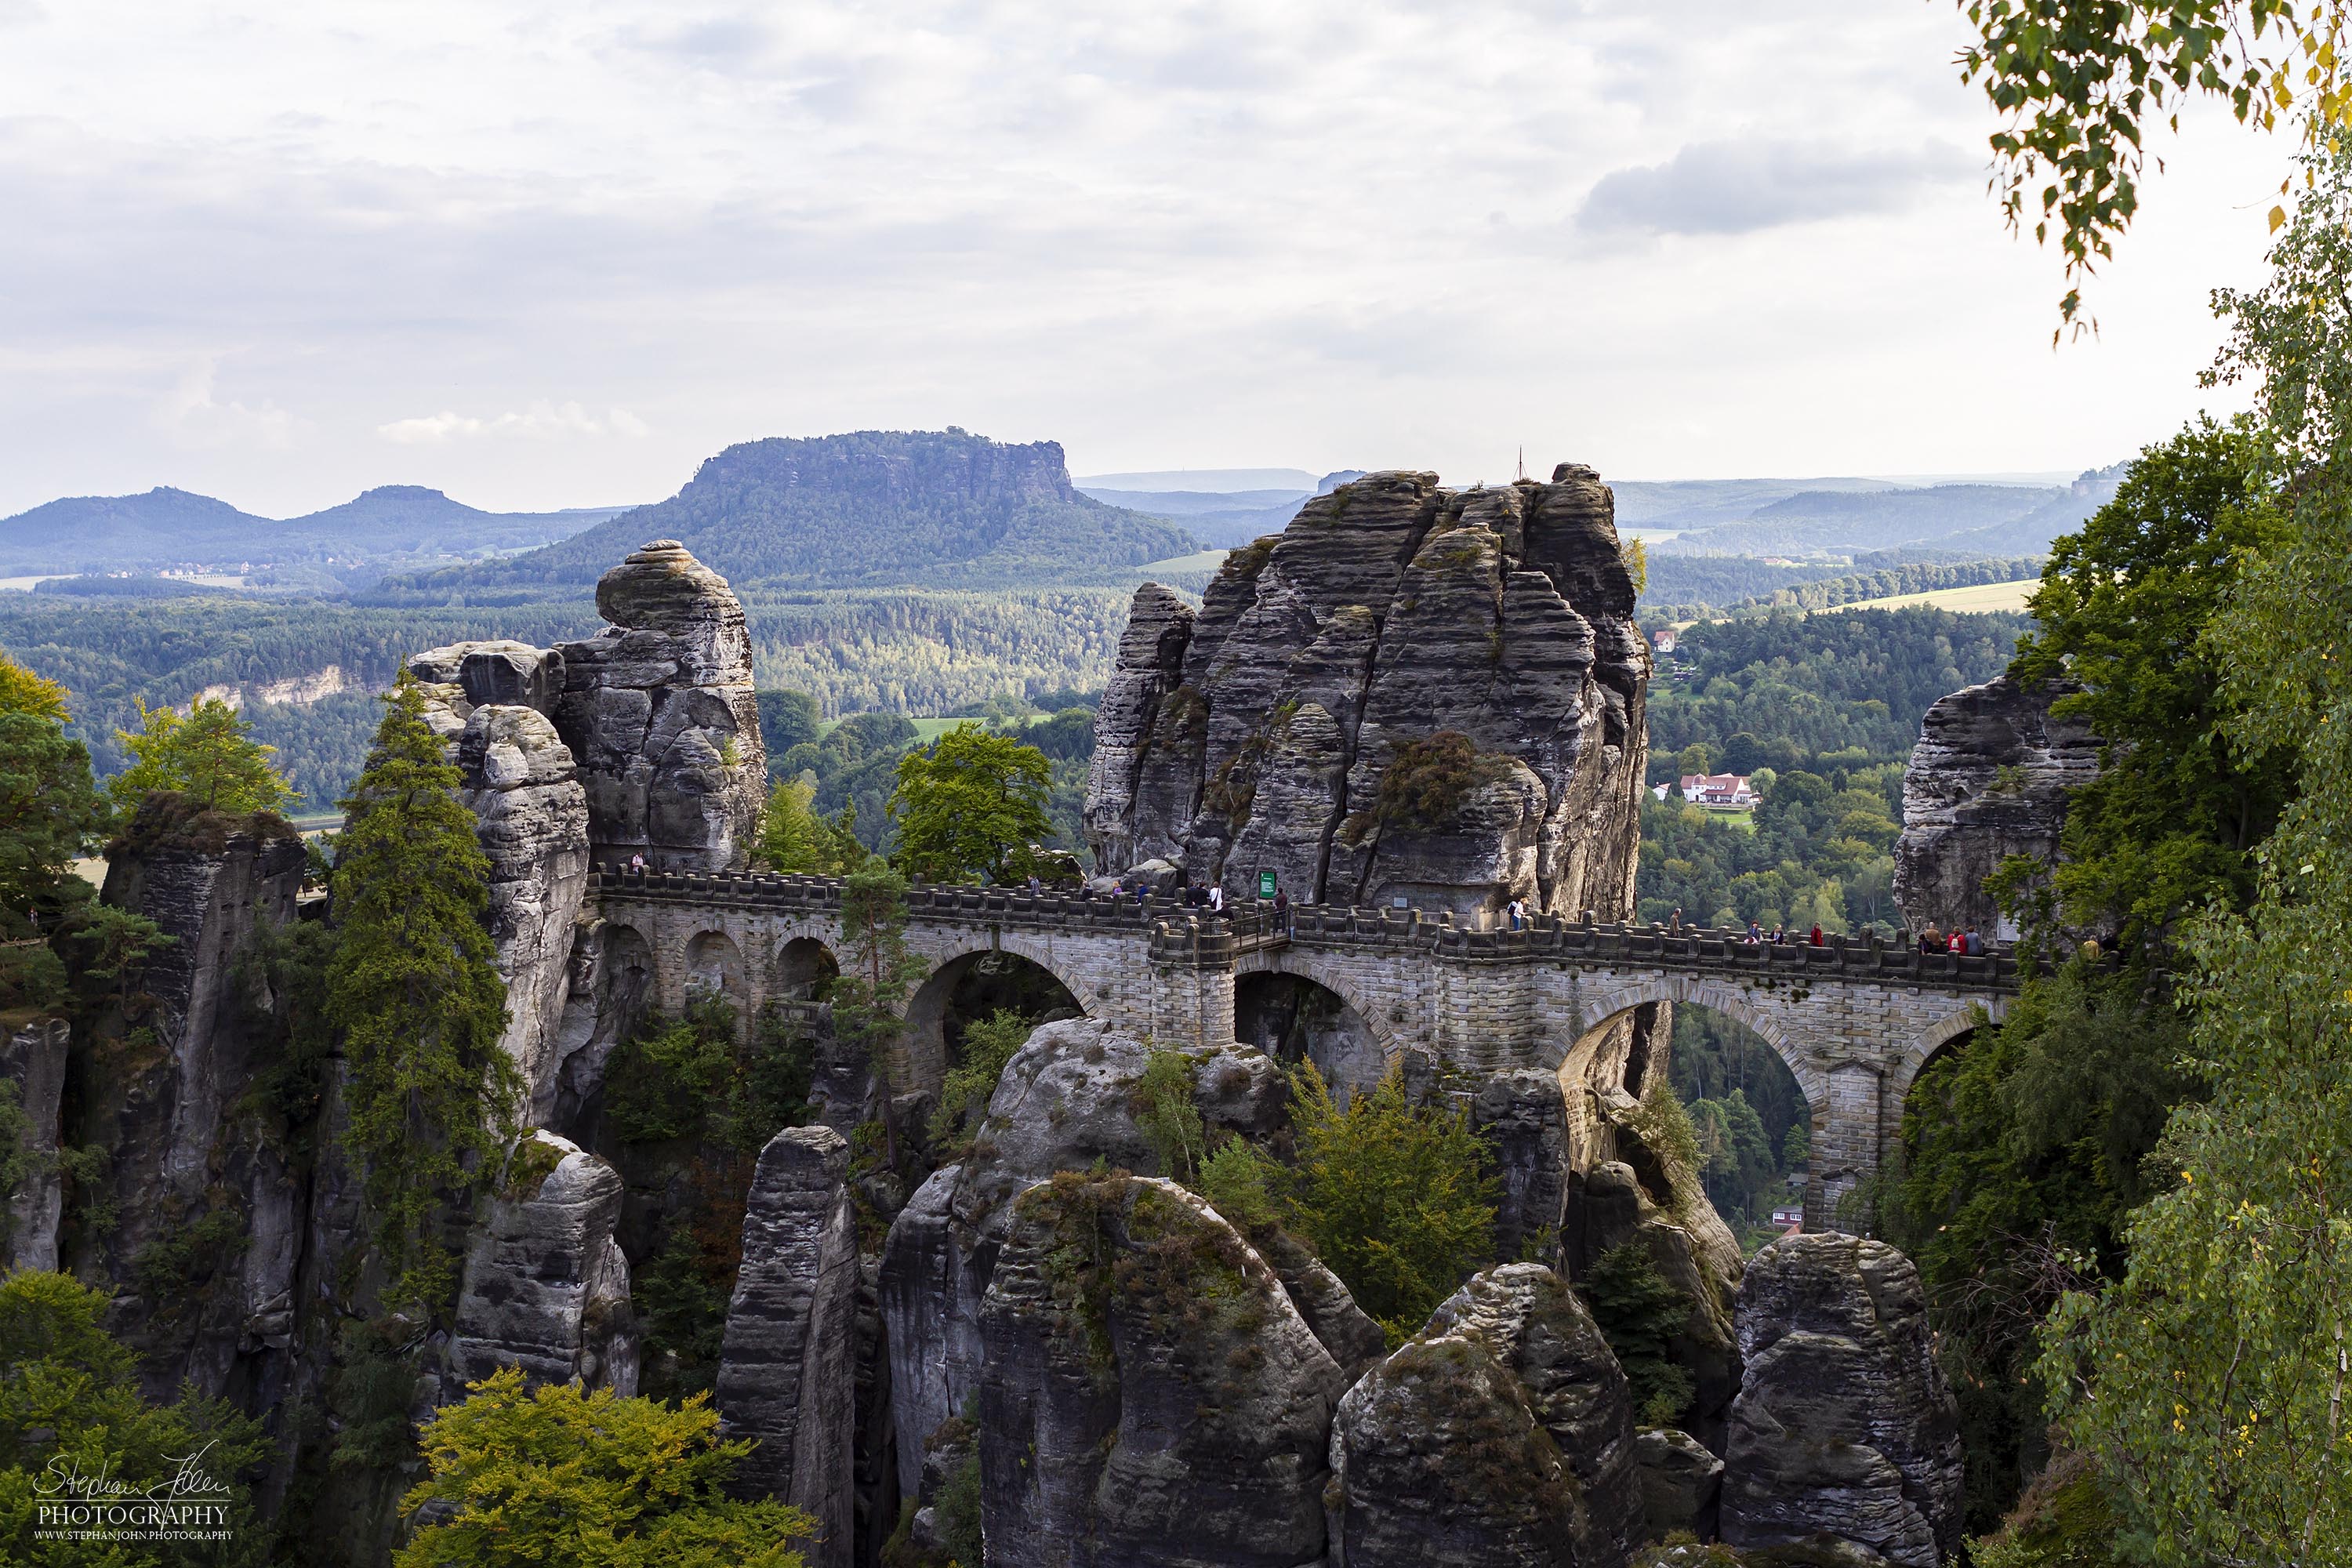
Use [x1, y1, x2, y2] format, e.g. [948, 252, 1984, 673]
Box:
[586, 864, 2020, 1224]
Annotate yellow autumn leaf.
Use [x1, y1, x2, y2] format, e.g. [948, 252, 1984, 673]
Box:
[2272, 204, 2290, 232]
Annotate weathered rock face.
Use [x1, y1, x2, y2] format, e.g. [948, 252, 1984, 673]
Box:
[82, 798, 309, 1403]
[1633, 1427, 1722, 1544]
[408, 646, 594, 1117]
[1329, 1262, 1642, 1568]
[449, 1130, 638, 1396]
[1563, 1158, 1743, 1450]
[1472, 1068, 1572, 1265]
[879, 1019, 1308, 1501]
[1086, 466, 1650, 920]
[1895, 674, 2100, 941]
[1083, 583, 1196, 873]
[717, 1126, 859, 1568]
[463, 707, 591, 1116]
[1721, 1233, 1964, 1566]
[551, 540, 768, 873]
[1, 1018, 68, 1273]
[978, 1173, 1346, 1568]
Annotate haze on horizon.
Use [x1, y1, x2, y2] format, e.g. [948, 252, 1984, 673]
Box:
[0, 0, 2292, 520]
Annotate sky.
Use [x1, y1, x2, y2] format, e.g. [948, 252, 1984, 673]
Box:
[0, 1, 2299, 518]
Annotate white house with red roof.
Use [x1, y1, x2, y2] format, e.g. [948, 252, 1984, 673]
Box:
[1679, 772, 1758, 809]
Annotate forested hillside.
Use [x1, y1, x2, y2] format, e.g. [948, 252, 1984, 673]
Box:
[1634, 605, 2028, 937]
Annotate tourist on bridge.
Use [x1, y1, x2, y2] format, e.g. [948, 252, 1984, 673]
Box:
[1273, 890, 1290, 935]
[1208, 884, 1224, 914]
[1507, 897, 1526, 931]
[1964, 927, 1983, 956]
[1809, 924, 1825, 946]
[1919, 925, 1943, 954]
[1744, 920, 1762, 945]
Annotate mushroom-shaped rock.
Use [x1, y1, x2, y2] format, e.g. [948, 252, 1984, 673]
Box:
[1329, 1262, 1642, 1568]
[551, 540, 766, 871]
[1720, 1232, 1963, 1566]
[978, 1172, 1346, 1567]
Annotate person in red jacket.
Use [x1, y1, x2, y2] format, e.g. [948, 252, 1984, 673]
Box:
[1809, 924, 1824, 946]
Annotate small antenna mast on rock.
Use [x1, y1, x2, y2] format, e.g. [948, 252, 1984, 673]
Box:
[1516, 445, 1526, 482]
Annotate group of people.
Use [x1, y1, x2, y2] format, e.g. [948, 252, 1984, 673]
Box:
[1918, 925, 1987, 956]
[1102, 875, 1299, 935]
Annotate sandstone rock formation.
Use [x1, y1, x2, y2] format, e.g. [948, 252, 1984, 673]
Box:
[1633, 1427, 1722, 1544]
[717, 1126, 860, 1568]
[0, 1018, 68, 1272]
[82, 797, 310, 1401]
[1894, 673, 2099, 941]
[978, 1172, 1347, 1566]
[1563, 1159, 1742, 1450]
[1086, 466, 1650, 919]
[1720, 1233, 1963, 1566]
[449, 1129, 638, 1395]
[1471, 1068, 1573, 1264]
[553, 539, 767, 873]
[1329, 1262, 1642, 1567]
[408, 538, 760, 1114]
[880, 1018, 1318, 1501]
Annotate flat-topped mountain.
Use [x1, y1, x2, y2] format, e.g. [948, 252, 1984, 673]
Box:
[394, 429, 1202, 596]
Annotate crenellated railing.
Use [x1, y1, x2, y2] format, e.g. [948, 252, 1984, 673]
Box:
[585, 864, 2026, 994]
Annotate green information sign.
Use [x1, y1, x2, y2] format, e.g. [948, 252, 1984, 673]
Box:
[1258, 871, 1277, 898]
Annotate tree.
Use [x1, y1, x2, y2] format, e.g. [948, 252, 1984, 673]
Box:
[2005, 420, 2292, 956]
[887, 723, 1054, 885]
[754, 688, 822, 757]
[327, 677, 519, 1312]
[397, 1367, 811, 1568]
[107, 697, 298, 819]
[2019, 140, 2352, 1565]
[0, 659, 67, 724]
[930, 1008, 1034, 1149]
[1954, 0, 2351, 332]
[1575, 1243, 1697, 1427]
[1280, 1064, 1498, 1341]
[829, 866, 928, 1173]
[0, 658, 102, 1014]
[0, 1270, 270, 1566]
[753, 777, 862, 875]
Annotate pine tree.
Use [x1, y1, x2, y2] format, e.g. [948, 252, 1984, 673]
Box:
[108, 696, 298, 818]
[327, 677, 517, 1312]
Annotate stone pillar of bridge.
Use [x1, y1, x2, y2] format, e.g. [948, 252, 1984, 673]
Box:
[1146, 918, 1237, 1049]
[1806, 1056, 1887, 1232]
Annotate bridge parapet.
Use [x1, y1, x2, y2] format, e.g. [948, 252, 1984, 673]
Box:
[586, 865, 2025, 997]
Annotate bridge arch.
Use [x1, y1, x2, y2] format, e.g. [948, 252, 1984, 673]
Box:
[1548, 975, 1824, 1229]
[1234, 950, 1401, 1075]
[898, 933, 1094, 1096]
[1232, 964, 1390, 1101]
[684, 930, 746, 1011]
[1887, 997, 2008, 1109]
[775, 935, 839, 1000]
[1546, 974, 1809, 1092]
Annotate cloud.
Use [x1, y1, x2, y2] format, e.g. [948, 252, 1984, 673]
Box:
[155, 363, 299, 450]
[1576, 137, 1972, 237]
[376, 401, 651, 445]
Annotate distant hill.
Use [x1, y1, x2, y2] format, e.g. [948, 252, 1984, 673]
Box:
[1076, 468, 1363, 548]
[0, 488, 274, 574]
[0, 483, 630, 580]
[397, 430, 1203, 597]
